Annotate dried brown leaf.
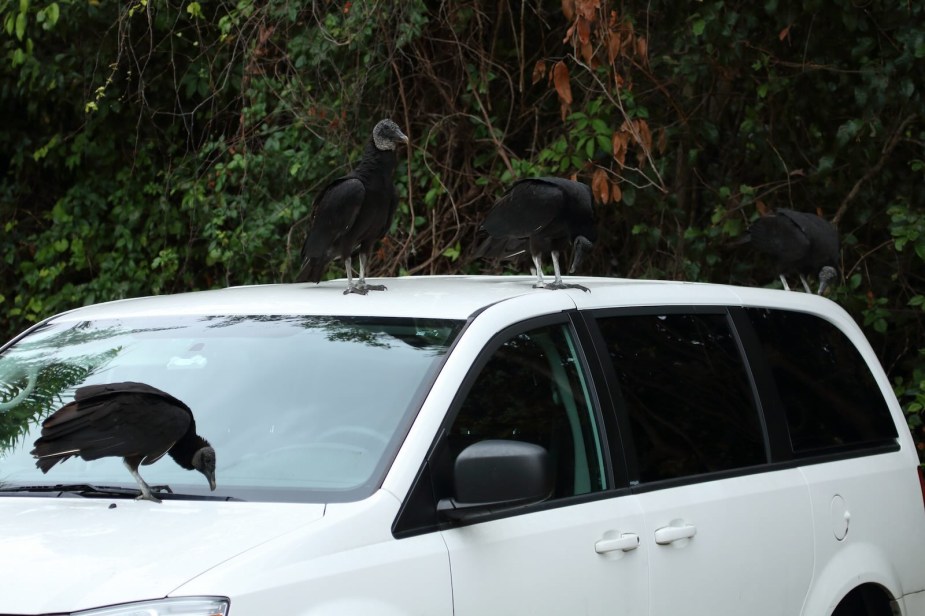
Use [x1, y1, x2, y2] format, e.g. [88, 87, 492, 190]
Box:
[612, 131, 630, 167]
[634, 118, 652, 166]
[635, 35, 648, 65]
[756, 200, 769, 216]
[607, 31, 622, 65]
[532, 60, 547, 85]
[656, 127, 668, 155]
[561, 0, 575, 21]
[611, 180, 622, 203]
[578, 17, 591, 45]
[581, 41, 595, 66]
[552, 61, 573, 105]
[575, 0, 600, 22]
[592, 168, 610, 204]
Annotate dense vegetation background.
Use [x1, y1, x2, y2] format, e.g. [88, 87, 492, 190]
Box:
[1, 1, 923, 447]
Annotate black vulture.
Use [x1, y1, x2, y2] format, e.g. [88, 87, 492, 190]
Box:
[479, 177, 596, 291]
[745, 208, 840, 294]
[31, 381, 216, 503]
[296, 118, 409, 295]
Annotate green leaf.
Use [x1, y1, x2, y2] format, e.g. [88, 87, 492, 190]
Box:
[692, 18, 706, 36]
[915, 242, 925, 263]
[15, 12, 26, 41]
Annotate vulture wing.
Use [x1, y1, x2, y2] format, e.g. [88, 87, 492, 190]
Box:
[297, 177, 366, 282]
[482, 179, 566, 239]
[748, 213, 811, 266]
[778, 208, 840, 267]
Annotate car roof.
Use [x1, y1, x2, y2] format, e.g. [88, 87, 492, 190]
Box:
[45, 275, 844, 323]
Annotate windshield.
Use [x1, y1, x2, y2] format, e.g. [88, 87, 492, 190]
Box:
[0, 314, 463, 502]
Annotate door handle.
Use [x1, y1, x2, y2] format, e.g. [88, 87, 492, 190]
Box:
[595, 533, 640, 554]
[654, 523, 697, 545]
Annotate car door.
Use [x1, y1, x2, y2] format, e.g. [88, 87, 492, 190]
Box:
[589, 308, 814, 616]
[436, 316, 649, 616]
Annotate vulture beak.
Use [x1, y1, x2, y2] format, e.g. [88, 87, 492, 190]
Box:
[568, 236, 594, 274]
[817, 266, 838, 296]
[205, 471, 217, 491]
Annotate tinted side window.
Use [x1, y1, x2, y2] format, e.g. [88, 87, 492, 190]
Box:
[745, 308, 897, 455]
[449, 323, 606, 498]
[597, 312, 765, 483]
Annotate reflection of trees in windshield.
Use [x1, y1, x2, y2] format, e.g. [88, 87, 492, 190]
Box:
[0, 320, 181, 453]
[0, 350, 119, 452]
[199, 315, 461, 354]
[0, 315, 462, 457]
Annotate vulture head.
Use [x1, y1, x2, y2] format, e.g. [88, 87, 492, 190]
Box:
[569, 235, 594, 274]
[191, 441, 217, 491]
[372, 118, 409, 151]
[817, 265, 838, 296]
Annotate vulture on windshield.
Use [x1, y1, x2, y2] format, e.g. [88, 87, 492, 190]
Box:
[744, 208, 840, 294]
[478, 177, 596, 291]
[31, 381, 216, 503]
[296, 118, 409, 295]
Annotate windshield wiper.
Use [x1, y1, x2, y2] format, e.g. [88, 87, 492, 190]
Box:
[0, 483, 243, 501]
[0, 483, 161, 498]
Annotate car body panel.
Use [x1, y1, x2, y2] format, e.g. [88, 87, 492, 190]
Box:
[0, 498, 324, 613]
[173, 491, 453, 615]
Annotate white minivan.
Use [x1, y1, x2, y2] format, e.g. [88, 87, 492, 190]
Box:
[1, 276, 924, 615]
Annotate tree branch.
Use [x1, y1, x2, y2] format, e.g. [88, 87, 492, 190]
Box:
[833, 113, 918, 224]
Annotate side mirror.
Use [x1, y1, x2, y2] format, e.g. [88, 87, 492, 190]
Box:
[437, 439, 552, 522]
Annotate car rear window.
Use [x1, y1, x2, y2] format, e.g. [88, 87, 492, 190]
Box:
[596, 311, 766, 483]
[0, 315, 463, 502]
[744, 308, 898, 455]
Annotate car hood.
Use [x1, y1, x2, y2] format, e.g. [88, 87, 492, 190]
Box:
[0, 497, 325, 614]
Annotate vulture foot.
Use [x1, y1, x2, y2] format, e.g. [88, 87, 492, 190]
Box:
[535, 281, 591, 293]
[343, 283, 388, 295]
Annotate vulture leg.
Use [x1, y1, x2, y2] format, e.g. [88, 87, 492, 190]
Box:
[540, 251, 590, 293]
[551, 250, 564, 286]
[799, 275, 812, 294]
[342, 256, 364, 295]
[125, 460, 161, 503]
[531, 254, 546, 288]
[356, 253, 387, 293]
[778, 274, 791, 291]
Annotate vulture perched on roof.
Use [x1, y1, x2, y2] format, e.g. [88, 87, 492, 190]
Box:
[296, 118, 409, 295]
[479, 177, 596, 291]
[31, 381, 216, 503]
[744, 208, 840, 294]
